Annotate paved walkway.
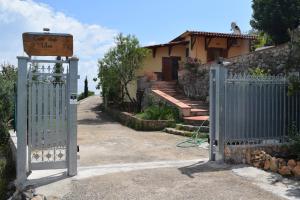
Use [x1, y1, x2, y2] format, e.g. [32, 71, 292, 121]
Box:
[33, 96, 286, 200]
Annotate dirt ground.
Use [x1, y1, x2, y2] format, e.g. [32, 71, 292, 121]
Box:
[32, 96, 285, 200]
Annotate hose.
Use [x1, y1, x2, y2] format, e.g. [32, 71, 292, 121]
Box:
[176, 120, 209, 148]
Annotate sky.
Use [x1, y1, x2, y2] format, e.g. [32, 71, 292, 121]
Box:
[0, 0, 253, 93]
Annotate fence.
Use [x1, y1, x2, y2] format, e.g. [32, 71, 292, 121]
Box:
[209, 64, 300, 161]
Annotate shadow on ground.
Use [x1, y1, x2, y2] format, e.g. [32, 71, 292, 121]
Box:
[266, 172, 300, 199]
[178, 161, 231, 178]
[77, 104, 118, 125]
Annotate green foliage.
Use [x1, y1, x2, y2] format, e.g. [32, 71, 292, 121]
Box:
[249, 67, 270, 77]
[98, 33, 150, 105]
[249, 30, 274, 50]
[287, 75, 300, 96]
[287, 122, 300, 159]
[84, 76, 88, 98]
[77, 90, 95, 101]
[250, 0, 300, 45]
[53, 57, 64, 83]
[136, 103, 180, 122]
[0, 64, 17, 146]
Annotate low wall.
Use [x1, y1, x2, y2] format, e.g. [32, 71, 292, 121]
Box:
[104, 107, 174, 131]
[224, 144, 288, 164]
[178, 43, 291, 100]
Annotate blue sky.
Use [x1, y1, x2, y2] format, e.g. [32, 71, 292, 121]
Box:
[0, 0, 253, 92]
[36, 0, 253, 45]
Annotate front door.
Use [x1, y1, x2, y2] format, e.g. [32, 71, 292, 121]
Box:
[162, 57, 180, 81]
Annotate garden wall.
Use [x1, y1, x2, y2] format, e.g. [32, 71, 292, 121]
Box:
[178, 43, 291, 101]
[224, 144, 288, 164]
[103, 107, 174, 131]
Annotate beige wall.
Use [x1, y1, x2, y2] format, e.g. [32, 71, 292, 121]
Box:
[138, 45, 187, 76]
[228, 39, 250, 57]
[188, 36, 251, 63]
[188, 36, 207, 63]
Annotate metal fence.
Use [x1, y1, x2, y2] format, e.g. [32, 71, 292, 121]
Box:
[224, 74, 300, 144]
[209, 64, 300, 161]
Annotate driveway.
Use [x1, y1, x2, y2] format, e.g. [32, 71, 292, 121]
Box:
[32, 96, 285, 200]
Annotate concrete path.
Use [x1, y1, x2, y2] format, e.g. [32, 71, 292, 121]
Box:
[32, 96, 288, 200]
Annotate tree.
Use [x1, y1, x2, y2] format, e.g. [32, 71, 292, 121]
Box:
[84, 76, 88, 98]
[98, 33, 150, 105]
[0, 63, 17, 145]
[250, 0, 300, 45]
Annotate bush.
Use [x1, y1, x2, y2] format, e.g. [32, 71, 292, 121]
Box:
[135, 103, 180, 121]
[288, 122, 300, 159]
[77, 91, 95, 101]
[0, 146, 15, 199]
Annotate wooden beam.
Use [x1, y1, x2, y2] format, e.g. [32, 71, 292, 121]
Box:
[168, 46, 173, 56]
[205, 37, 212, 50]
[191, 35, 197, 50]
[152, 48, 157, 58]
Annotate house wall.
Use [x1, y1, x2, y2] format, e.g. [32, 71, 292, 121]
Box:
[228, 39, 250, 58]
[188, 36, 207, 63]
[188, 36, 251, 63]
[138, 45, 187, 76]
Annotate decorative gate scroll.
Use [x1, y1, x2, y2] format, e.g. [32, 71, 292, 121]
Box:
[16, 31, 79, 188]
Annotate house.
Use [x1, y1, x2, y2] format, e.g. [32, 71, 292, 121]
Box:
[127, 30, 256, 100]
[141, 30, 256, 81]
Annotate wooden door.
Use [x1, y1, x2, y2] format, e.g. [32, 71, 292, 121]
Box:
[162, 57, 173, 81]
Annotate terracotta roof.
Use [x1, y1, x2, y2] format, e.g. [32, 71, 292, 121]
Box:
[144, 40, 189, 48]
[171, 30, 257, 42]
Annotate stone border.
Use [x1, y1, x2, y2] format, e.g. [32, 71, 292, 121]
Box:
[103, 107, 175, 131]
[9, 130, 17, 163]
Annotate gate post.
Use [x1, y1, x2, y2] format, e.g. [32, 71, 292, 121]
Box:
[16, 56, 29, 188]
[67, 57, 79, 176]
[209, 63, 227, 162]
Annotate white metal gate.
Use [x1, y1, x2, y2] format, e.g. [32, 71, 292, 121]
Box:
[16, 57, 79, 187]
[28, 64, 68, 170]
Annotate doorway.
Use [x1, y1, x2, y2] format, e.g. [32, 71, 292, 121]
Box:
[162, 57, 181, 81]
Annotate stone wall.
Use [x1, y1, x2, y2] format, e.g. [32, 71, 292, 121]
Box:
[178, 43, 291, 100]
[225, 43, 290, 74]
[177, 68, 209, 102]
[224, 144, 288, 164]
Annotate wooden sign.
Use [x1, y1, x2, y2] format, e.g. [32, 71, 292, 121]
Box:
[22, 32, 73, 56]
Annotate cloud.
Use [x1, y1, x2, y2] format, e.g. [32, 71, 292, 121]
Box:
[0, 0, 117, 93]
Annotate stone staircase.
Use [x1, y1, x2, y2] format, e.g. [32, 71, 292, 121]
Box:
[151, 81, 209, 126]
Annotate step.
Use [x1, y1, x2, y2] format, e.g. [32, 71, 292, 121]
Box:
[190, 108, 208, 116]
[175, 124, 209, 133]
[183, 116, 209, 126]
[164, 128, 209, 138]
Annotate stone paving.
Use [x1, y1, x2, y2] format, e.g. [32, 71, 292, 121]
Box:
[32, 96, 286, 200]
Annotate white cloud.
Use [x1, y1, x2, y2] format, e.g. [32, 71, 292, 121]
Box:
[0, 0, 117, 93]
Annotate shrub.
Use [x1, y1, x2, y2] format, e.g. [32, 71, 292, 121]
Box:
[287, 122, 300, 159]
[136, 103, 180, 121]
[77, 91, 95, 101]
